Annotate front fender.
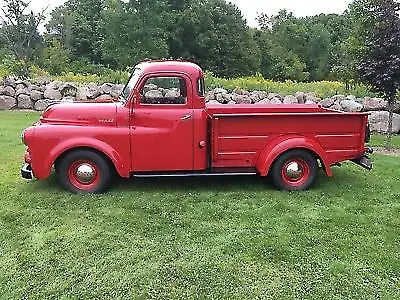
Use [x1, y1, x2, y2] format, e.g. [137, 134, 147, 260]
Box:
[255, 135, 333, 177]
[35, 137, 130, 179]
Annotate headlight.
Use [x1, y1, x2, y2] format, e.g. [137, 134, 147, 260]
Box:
[21, 127, 34, 146]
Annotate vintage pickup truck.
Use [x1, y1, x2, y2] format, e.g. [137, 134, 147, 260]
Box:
[21, 60, 372, 193]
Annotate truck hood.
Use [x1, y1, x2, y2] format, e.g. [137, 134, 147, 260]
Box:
[40, 102, 118, 126]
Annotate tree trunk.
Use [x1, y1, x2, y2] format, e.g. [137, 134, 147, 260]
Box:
[385, 97, 394, 150]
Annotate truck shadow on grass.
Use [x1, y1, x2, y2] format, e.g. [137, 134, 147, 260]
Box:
[30, 167, 362, 195]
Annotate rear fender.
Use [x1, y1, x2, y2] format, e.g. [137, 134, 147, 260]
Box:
[36, 138, 129, 179]
[255, 135, 333, 177]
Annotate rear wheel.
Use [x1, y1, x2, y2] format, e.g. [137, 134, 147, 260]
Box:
[56, 150, 112, 193]
[271, 150, 318, 191]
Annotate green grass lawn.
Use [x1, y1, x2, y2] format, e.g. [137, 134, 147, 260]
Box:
[1, 111, 399, 299]
[370, 134, 400, 149]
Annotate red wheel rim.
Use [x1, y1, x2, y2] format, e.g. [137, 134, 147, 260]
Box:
[67, 160, 100, 191]
[281, 158, 311, 188]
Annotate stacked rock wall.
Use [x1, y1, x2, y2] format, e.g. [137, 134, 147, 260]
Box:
[0, 77, 399, 133]
[0, 76, 124, 111]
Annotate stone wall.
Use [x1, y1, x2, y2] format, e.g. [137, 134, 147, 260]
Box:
[0, 76, 399, 133]
[0, 76, 124, 111]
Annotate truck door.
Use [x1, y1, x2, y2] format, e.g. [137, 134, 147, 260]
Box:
[132, 74, 194, 171]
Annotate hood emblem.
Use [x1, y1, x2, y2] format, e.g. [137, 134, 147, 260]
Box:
[99, 118, 114, 124]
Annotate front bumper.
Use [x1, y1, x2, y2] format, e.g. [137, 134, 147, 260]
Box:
[21, 164, 34, 180]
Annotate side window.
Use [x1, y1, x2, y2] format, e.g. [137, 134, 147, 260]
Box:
[140, 76, 187, 105]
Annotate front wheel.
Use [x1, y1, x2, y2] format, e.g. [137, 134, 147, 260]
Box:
[270, 150, 318, 191]
[56, 150, 112, 193]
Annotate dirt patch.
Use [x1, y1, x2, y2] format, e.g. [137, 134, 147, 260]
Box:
[373, 147, 400, 156]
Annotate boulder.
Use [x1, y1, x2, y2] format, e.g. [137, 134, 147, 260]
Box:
[283, 95, 297, 104]
[270, 98, 282, 104]
[305, 100, 317, 105]
[2, 76, 16, 88]
[87, 89, 101, 99]
[28, 84, 44, 92]
[0, 95, 17, 109]
[15, 83, 27, 91]
[249, 92, 261, 103]
[255, 99, 271, 105]
[369, 111, 400, 133]
[143, 84, 158, 94]
[305, 92, 319, 103]
[295, 92, 306, 104]
[30, 90, 44, 102]
[231, 93, 243, 103]
[15, 87, 29, 96]
[46, 81, 62, 90]
[233, 87, 250, 96]
[145, 90, 163, 99]
[319, 98, 334, 108]
[340, 100, 363, 112]
[362, 97, 387, 111]
[330, 103, 342, 111]
[236, 95, 252, 104]
[216, 92, 231, 103]
[17, 94, 32, 109]
[76, 87, 89, 101]
[100, 83, 114, 94]
[60, 83, 78, 97]
[110, 84, 124, 97]
[332, 95, 347, 103]
[205, 92, 215, 102]
[165, 89, 180, 98]
[44, 88, 62, 100]
[207, 100, 222, 105]
[268, 93, 282, 100]
[157, 87, 166, 96]
[35, 76, 51, 86]
[1, 86, 16, 97]
[213, 88, 228, 94]
[34, 99, 52, 111]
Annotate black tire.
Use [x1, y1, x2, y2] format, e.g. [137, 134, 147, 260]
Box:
[270, 149, 318, 191]
[56, 150, 112, 194]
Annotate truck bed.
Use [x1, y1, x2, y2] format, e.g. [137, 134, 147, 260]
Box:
[206, 104, 369, 169]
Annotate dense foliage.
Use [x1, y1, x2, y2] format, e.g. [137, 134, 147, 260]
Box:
[0, 0, 398, 94]
[348, 0, 400, 147]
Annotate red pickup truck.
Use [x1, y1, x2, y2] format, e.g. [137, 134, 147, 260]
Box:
[21, 61, 372, 193]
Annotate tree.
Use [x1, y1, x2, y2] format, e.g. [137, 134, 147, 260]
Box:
[101, 0, 169, 69]
[46, 0, 106, 64]
[0, 0, 45, 77]
[350, 0, 400, 149]
[167, 0, 261, 78]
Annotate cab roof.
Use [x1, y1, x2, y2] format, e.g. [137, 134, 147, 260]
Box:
[135, 60, 204, 78]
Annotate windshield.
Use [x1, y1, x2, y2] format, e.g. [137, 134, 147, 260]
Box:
[121, 67, 143, 100]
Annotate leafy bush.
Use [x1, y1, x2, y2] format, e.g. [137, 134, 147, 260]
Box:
[53, 70, 130, 84]
[205, 72, 374, 98]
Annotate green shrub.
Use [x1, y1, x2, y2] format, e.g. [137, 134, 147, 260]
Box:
[205, 72, 374, 98]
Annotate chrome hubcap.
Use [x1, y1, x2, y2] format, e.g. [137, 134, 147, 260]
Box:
[285, 162, 304, 180]
[75, 163, 96, 183]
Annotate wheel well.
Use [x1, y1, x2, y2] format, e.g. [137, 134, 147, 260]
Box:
[54, 147, 117, 174]
[269, 147, 326, 174]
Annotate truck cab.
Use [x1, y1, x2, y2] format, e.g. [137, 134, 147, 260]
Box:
[21, 60, 372, 193]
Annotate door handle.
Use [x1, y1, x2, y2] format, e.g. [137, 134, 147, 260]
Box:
[181, 114, 192, 121]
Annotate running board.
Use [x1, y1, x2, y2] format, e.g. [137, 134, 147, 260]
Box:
[132, 168, 257, 178]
